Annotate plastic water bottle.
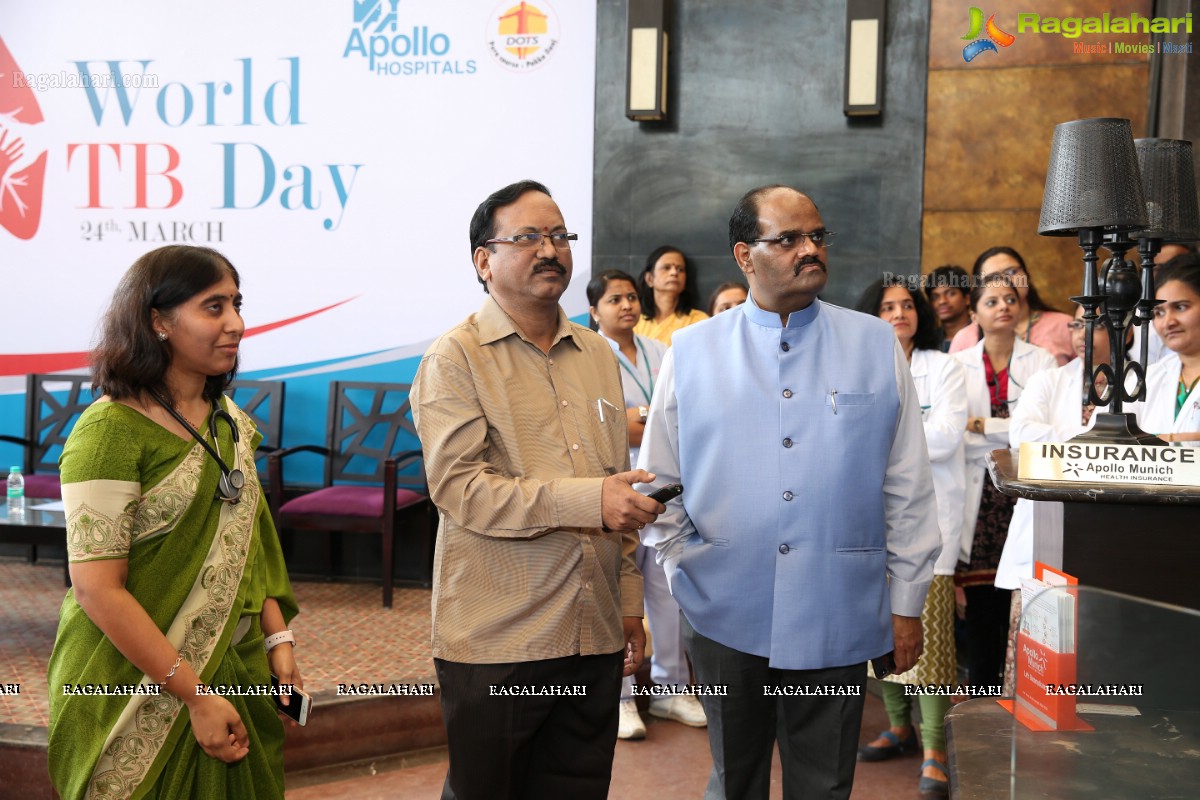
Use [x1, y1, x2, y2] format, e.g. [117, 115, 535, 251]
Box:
[6, 466, 24, 520]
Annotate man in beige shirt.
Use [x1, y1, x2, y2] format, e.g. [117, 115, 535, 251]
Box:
[410, 180, 663, 800]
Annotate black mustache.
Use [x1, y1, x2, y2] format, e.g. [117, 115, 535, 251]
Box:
[535, 259, 566, 274]
[794, 256, 826, 277]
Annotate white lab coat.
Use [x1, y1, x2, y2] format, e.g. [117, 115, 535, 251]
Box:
[997, 359, 1109, 589]
[953, 337, 1058, 562]
[1131, 321, 1171, 365]
[1138, 352, 1200, 447]
[910, 348, 968, 576]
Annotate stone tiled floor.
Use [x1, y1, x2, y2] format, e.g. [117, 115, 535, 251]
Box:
[3, 558, 937, 798]
[284, 692, 930, 799]
[0, 558, 435, 727]
[0, 559, 63, 727]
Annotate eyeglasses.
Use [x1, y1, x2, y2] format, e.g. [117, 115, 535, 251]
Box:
[993, 267, 1025, 279]
[485, 232, 578, 250]
[752, 230, 836, 249]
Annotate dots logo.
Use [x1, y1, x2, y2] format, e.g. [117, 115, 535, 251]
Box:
[0, 37, 48, 240]
[961, 7, 1016, 62]
[486, 1, 561, 72]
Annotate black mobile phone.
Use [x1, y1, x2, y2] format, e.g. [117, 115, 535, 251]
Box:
[271, 674, 311, 726]
[646, 483, 683, 504]
[871, 652, 896, 680]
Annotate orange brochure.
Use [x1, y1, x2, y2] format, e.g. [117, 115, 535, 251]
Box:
[997, 563, 1093, 732]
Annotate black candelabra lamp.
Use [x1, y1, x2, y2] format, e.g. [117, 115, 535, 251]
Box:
[1038, 118, 1157, 444]
[1099, 138, 1200, 403]
[1128, 138, 1200, 362]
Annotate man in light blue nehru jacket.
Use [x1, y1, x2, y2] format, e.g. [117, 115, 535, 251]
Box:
[638, 185, 941, 800]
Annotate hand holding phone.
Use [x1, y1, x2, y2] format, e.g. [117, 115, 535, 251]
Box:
[645, 483, 683, 504]
[870, 652, 896, 680]
[271, 673, 311, 726]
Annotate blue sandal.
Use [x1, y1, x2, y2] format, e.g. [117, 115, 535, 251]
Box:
[918, 758, 949, 795]
[856, 729, 918, 762]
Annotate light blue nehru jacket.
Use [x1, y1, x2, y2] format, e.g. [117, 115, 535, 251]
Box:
[637, 294, 940, 670]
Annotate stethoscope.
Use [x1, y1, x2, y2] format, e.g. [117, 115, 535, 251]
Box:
[152, 392, 245, 504]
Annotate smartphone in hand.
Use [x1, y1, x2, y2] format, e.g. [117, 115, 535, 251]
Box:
[645, 483, 683, 504]
[870, 652, 896, 679]
[271, 674, 311, 726]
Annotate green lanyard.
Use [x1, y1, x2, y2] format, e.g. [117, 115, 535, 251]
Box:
[618, 337, 655, 405]
[1177, 375, 1200, 420]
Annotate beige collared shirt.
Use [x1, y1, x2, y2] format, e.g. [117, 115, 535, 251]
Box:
[411, 296, 642, 664]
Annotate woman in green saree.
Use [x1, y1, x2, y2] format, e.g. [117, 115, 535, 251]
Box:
[47, 245, 302, 800]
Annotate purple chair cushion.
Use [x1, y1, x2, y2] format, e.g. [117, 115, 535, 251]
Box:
[279, 485, 426, 518]
[24, 473, 62, 499]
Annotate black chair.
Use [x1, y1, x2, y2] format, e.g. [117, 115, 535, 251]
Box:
[227, 379, 286, 464]
[0, 373, 94, 500]
[267, 381, 434, 608]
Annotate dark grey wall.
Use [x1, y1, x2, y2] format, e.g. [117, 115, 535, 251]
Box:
[593, 0, 930, 309]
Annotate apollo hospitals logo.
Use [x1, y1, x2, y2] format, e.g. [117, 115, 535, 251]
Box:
[343, 0, 476, 76]
[485, 1, 561, 72]
[0, 36, 48, 240]
[961, 7, 1016, 62]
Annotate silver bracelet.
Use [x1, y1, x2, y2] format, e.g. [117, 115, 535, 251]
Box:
[160, 652, 185, 688]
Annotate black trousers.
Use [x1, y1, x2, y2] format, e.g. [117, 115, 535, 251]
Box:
[962, 584, 1010, 691]
[682, 614, 867, 800]
[434, 652, 623, 800]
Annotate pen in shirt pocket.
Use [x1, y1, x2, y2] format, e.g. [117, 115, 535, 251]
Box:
[596, 397, 621, 423]
[830, 389, 838, 415]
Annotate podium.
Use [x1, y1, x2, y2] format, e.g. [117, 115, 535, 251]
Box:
[986, 448, 1200, 611]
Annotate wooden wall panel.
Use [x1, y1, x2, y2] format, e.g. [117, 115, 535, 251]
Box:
[924, 64, 1151, 213]
[922, 0, 1154, 310]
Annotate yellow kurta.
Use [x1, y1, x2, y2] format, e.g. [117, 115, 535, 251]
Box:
[633, 308, 709, 346]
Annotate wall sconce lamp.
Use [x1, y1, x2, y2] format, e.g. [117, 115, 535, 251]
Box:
[844, 0, 886, 116]
[626, 0, 670, 121]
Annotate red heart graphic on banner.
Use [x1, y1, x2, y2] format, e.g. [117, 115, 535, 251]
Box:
[0, 35, 48, 240]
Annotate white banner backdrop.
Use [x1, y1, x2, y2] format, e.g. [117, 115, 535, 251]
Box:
[0, 0, 596, 391]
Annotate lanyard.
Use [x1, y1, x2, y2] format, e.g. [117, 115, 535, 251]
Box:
[617, 337, 655, 405]
[982, 351, 1011, 407]
[1177, 375, 1200, 420]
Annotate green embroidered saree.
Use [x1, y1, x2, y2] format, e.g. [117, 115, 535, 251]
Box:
[47, 398, 298, 800]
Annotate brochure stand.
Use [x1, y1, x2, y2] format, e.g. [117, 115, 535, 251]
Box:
[997, 564, 1091, 732]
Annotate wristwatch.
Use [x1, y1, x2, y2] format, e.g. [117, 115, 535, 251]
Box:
[638, 406, 649, 422]
[265, 630, 296, 653]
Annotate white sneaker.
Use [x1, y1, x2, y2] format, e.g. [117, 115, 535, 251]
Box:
[647, 694, 707, 727]
[617, 699, 646, 740]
